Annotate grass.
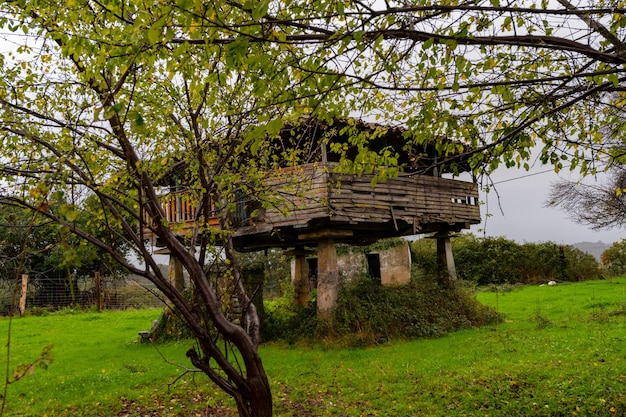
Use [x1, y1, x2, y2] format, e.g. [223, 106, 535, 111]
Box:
[1, 279, 625, 416]
[0, 308, 215, 416]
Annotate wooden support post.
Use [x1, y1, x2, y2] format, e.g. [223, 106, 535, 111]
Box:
[436, 232, 457, 286]
[19, 274, 28, 316]
[317, 238, 340, 318]
[94, 271, 102, 311]
[169, 255, 185, 291]
[285, 247, 315, 306]
[293, 255, 310, 306]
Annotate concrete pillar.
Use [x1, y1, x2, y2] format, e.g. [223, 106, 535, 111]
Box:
[436, 232, 457, 286]
[317, 238, 340, 318]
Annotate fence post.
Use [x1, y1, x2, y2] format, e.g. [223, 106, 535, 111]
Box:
[19, 274, 28, 316]
[95, 271, 102, 311]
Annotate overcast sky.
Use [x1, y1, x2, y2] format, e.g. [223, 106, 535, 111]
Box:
[470, 165, 624, 245]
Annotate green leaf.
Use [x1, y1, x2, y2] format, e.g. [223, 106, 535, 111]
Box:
[147, 26, 161, 44]
[502, 16, 512, 31]
[252, 0, 269, 20]
[65, 209, 79, 222]
[250, 138, 261, 155]
[266, 118, 283, 135]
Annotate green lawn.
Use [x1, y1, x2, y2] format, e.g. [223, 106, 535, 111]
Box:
[1, 279, 625, 416]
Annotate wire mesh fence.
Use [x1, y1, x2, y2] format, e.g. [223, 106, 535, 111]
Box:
[0, 274, 166, 316]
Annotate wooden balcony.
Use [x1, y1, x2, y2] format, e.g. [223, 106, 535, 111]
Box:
[147, 163, 480, 251]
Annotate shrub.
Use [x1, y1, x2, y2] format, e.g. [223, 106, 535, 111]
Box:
[411, 234, 602, 286]
[263, 282, 318, 343]
[325, 274, 499, 346]
[601, 239, 626, 277]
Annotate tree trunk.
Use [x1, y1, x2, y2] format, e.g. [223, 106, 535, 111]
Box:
[188, 338, 273, 417]
[237, 375, 273, 417]
[154, 227, 273, 417]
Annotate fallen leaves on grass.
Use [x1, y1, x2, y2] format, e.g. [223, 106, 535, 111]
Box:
[116, 392, 233, 417]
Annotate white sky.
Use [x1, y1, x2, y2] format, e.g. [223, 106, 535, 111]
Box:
[472, 165, 624, 245]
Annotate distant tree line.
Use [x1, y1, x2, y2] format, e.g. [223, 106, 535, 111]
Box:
[0, 202, 129, 313]
[411, 234, 603, 285]
[601, 240, 626, 277]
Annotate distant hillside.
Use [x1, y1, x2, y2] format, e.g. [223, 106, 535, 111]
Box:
[571, 241, 612, 261]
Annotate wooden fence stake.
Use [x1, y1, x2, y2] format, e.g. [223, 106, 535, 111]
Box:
[19, 274, 28, 316]
[95, 271, 102, 311]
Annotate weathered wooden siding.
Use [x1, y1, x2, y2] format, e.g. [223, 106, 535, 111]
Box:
[148, 163, 480, 248]
[326, 171, 479, 227]
[245, 164, 479, 229]
[247, 164, 330, 229]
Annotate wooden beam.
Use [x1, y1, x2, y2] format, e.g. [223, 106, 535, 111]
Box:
[292, 255, 311, 306]
[283, 248, 315, 256]
[298, 229, 353, 240]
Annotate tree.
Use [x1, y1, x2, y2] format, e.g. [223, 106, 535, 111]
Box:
[601, 239, 626, 276]
[0, 200, 129, 309]
[3, 1, 626, 416]
[548, 165, 626, 230]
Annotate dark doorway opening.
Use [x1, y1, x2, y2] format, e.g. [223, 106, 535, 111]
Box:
[367, 253, 381, 283]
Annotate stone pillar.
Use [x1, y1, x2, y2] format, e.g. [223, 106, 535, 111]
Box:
[317, 238, 340, 318]
[436, 232, 457, 286]
[297, 229, 352, 318]
[286, 247, 315, 306]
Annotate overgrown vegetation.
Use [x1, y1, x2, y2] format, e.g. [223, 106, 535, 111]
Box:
[263, 282, 318, 344]
[411, 234, 602, 285]
[263, 273, 499, 346]
[330, 275, 499, 345]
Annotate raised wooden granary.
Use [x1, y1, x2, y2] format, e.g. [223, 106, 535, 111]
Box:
[147, 118, 481, 316]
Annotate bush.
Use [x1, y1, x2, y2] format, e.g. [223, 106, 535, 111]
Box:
[411, 234, 602, 286]
[601, 239, 626, 277]
[263, 282, 318, 344]
[329, 275, 500, 346]
[263, 273, 500, 347]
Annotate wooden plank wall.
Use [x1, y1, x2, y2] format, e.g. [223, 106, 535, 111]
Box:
[256, 164, 331, 228]
[327, 172, 480, 225]
[258, 164, 479, 228]
[150, 163, 480, 241]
